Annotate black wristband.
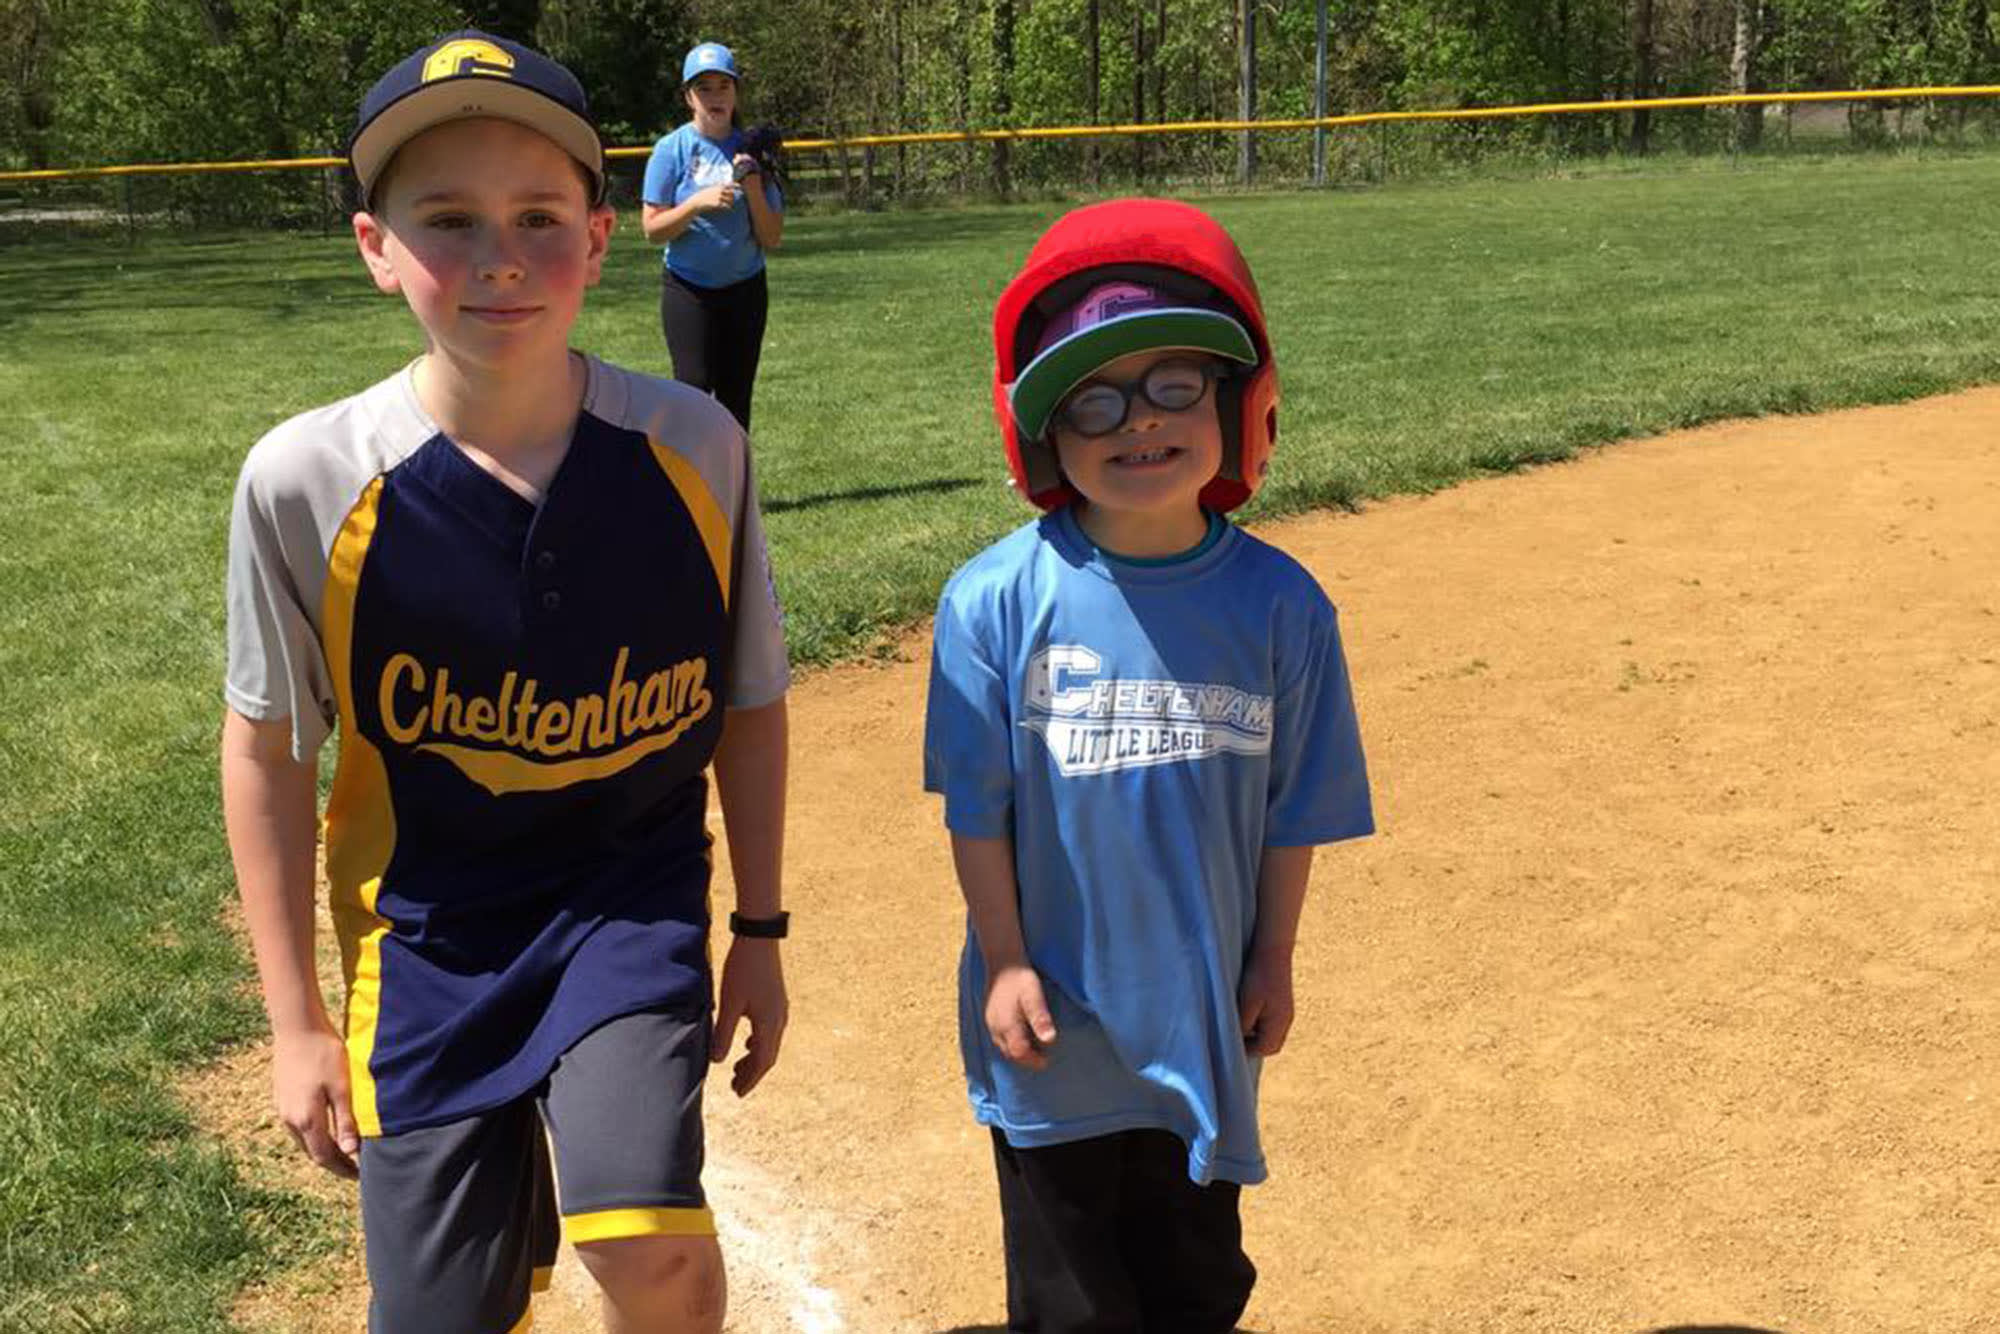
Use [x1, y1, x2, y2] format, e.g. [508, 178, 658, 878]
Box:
[728, 910, 789, 939]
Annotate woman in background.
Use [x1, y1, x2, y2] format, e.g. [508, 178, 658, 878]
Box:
[642, 41, 784, 431]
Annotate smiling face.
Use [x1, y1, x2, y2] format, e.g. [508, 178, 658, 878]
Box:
[1049, 348, 1225, 551]
[684, 71, 737, 137]
[353, 116, 613, 376]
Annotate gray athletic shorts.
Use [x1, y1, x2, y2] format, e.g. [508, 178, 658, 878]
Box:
[358, 1007, 713, 1334]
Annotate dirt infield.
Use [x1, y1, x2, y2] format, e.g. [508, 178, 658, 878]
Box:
[211, 389, 2000, 1334]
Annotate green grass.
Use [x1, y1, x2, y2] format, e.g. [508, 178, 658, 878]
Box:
[4, 150, 2000, 1327]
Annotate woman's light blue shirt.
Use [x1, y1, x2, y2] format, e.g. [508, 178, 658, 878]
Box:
[642, 123, 783, 289]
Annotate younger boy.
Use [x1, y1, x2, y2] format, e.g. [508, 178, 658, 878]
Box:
[924, 199, 1374, 1332]
[222, 31, 790, 1333]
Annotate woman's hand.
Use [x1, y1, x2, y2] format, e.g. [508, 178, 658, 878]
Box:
[691, 180, 740, 214]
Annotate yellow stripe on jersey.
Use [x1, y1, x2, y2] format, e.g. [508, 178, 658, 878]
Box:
[322, 476, 396, 1138]
[531, 1264, 554, 1294]
[646, 438, 733, 611]
[565, 1205, 718, 1244]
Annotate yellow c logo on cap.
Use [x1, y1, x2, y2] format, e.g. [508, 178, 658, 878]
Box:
[422, 39, 515, 83]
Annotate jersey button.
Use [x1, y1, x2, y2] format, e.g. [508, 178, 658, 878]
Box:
[535, 549, 557, 571]
[540, 590, 562, 611]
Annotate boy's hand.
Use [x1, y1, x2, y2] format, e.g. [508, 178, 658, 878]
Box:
[985, 963, 1058, 1070]
[712, 937, 788, 1097]
[272, 1022, 360, 1178]
[1238, 950, 1296, 1057]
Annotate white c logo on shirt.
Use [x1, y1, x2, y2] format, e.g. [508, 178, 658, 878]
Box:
[1026, 645, 1102, 716]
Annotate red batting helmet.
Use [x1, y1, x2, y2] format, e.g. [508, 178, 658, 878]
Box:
[992, 198, 1279, 514]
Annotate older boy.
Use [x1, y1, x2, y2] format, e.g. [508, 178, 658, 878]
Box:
[222, 31, 789, 1333]
[924, 198, 1374, 1332]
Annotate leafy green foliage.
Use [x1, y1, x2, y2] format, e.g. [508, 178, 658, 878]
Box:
[11, 1, 2000, 179]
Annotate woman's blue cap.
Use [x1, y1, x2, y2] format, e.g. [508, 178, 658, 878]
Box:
[682, 42, 740, 84]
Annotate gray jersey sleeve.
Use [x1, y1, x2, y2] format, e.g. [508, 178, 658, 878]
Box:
[224, 440, 338, 757]
[224, 374, 430, 761]
[726, 445, 789, 709]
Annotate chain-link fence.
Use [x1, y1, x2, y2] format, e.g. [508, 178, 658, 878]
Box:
[6, 94, 1998, 244]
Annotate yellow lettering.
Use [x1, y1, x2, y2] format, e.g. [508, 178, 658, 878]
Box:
[493, 671, 517, 744]
[675, 659, 710, 720]
[379, 654, 428, 744]
[379, 650, 718, 786]
[531, 700, 572, 754]
[571, 695, 606, 753]
[610, 646, 641, 736]
[431, 667, 465, 737]
[637, 670, 670, 730]
[511, 679, 540, 746]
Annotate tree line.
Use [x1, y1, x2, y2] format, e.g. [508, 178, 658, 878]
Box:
[5, 1, 1996, 178]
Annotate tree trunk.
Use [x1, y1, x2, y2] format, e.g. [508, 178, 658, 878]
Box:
[1132, 5, 1147, 186]
[1086, 0, 1100, 188]
[1237, 0, 1255, 185]
[893, 0, 906, 197]
[15, 0, 59, 170]
[863, 32, 880, 210]
[1630, 0, 1655, 155]
[1732, 0, 1763, 150]
[1969, 0, 1996, 137]
[991, 0, 1014, 198]
[1553, 0, 1570, 98]
[957, 0, 974, 193]
[1312, 0, 1328, 185]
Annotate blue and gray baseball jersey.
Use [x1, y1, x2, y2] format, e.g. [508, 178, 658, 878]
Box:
[923, 508, 1373, 1185]
[225, 356, 787, 1136]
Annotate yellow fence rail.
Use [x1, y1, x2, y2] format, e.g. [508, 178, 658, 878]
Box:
[3, 85, 1995, 184]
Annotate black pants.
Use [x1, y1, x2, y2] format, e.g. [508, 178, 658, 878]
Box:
[992, 1128, 1256, 1334]
[659, 267, 768, 432]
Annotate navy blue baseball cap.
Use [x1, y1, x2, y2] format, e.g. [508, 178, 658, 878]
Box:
[681, 42, 740, 85]
[349, 30, 605, 206]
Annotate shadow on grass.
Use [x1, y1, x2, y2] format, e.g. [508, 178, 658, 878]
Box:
[764, 476, 980, 515]
[0, 232, 373, 326]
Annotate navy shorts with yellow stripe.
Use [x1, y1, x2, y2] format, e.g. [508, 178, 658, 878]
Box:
[359, 1007, 713, 1334]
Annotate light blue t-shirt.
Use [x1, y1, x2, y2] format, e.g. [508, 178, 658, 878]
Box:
[923, 508, 1374, 1185]
[641, 123, 783, 289]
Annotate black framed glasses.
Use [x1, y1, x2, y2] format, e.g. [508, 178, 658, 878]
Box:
[1053, 358, 1225, 438]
